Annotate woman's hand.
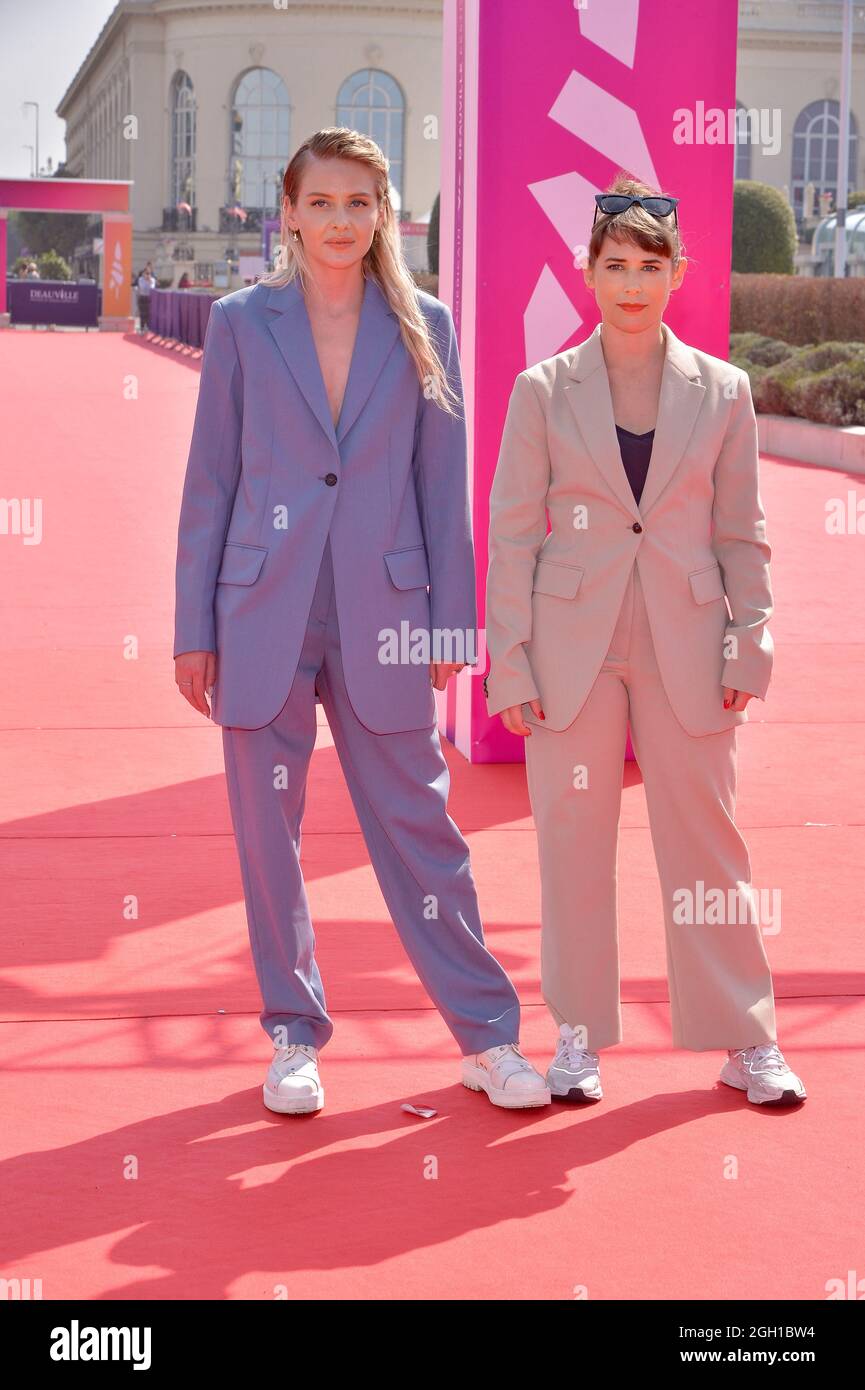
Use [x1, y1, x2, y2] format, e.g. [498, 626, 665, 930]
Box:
[429, 661, 466, 690]
[500, 698, 545, 737]
[176, 651, 217, 717]
[723, 686, 753, 711]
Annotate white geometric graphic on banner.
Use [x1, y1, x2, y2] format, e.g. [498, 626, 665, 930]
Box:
[529, 170, 599, 261]
[548, 69, 659, 187]
[577, 0, 640, 69]
[524, 264, 583, 368]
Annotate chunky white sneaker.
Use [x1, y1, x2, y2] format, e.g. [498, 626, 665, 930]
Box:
[263, 1043, 324, 1114]
[720, 1041, 806, 1105]
[461, 1042, 551, 1109]
[545, 1023, 603, 1102]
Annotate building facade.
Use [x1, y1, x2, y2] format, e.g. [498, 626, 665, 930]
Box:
[56, 0, 865, 285]
[56, 0, 444, 283]
[736, 1, 864, 247]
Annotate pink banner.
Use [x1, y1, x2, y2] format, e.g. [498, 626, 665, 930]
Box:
[440, 0, 740, 762]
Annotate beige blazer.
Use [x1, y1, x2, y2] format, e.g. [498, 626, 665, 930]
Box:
[483, 320, 773, 736]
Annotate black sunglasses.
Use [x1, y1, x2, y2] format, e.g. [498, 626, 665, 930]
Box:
[593, 193, 679, 229]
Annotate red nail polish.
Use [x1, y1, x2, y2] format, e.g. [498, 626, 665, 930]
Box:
[723, 699, 730, 708]
[539, 711, 546, 720]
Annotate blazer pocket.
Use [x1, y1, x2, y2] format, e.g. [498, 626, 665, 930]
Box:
[688, 562, 726, 604]
[532, 557, 585, 599]
[383, 544, 430, 590]
[216, 541, 268, 585]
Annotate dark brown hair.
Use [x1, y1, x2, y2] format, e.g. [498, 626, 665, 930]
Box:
[587, 172, 684, 270]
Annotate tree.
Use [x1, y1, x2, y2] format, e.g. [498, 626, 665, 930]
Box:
[427, 192, 439, 276]
[12, 210, 91, 267]
[732, 181, 798, 274]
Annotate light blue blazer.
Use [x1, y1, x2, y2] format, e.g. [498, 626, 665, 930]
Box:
[173, 274, 475, 732]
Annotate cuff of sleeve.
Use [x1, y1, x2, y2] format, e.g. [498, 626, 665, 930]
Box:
[174, 614, 216, 659]
[721, 654, 770, 701]
[483, 671, 541, 718]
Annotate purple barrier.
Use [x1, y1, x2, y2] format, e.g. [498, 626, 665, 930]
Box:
[189, 297, 200, 347]
[8, 280, 99, 326]
[150, 289, 165, 335]
[196, 294, 211, 347]
[148, 289, 220, 346]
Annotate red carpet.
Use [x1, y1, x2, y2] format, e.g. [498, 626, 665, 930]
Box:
[1, 327, 862, 1299]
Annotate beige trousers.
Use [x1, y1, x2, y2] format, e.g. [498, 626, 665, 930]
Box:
[523, 561, 778, 1052]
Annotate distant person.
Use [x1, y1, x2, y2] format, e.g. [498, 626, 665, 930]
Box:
[25, 262, 40, 279]
[136, 264, 156, 333]
[178, 272, 191, 289]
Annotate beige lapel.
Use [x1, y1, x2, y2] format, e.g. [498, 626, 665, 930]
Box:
[562, 320, 706, 519]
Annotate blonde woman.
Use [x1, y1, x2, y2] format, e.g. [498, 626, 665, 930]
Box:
[484, 175, 806, 1108]
[174, 129, 550, 1114]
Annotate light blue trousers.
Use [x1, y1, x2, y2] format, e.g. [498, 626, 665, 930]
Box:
[221, 533, 522, 1054]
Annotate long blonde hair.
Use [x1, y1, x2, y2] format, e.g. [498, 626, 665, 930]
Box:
[259, 127, 461, 417]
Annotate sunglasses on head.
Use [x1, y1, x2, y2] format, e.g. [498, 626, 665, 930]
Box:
[593, 193, 679, 229]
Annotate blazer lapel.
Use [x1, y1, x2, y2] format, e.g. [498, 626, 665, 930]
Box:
[563, 320, 706, 518]
[264, 274, 401, 451]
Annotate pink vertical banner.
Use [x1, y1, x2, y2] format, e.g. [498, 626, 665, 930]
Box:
[0, 215, 7, 317]
[440, 0, 740, 762]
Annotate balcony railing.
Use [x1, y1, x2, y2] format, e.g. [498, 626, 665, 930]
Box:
[162, 206, 198, 232]
[219, 206, 266, 234]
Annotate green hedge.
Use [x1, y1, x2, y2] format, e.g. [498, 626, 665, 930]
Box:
[730, 332, 865, 425]
[730, 271, 865, 345]
[732, 182, 798, 273]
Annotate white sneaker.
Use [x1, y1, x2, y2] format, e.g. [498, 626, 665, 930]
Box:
[545, 1023, 603, 1102]
[461, 1042, 551, 1109]
[720, 1041, 806, 1105]
[263, 1043, 324, 1114]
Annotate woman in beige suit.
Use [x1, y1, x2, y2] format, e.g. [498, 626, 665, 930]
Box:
[484, 175, 806, 1107]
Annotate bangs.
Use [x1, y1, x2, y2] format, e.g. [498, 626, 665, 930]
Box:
[589, 218, 677, 268]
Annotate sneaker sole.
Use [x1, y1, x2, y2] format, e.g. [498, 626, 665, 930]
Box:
[263, 1083, 324, 1115]
[461, 1068, 551, 1109]
[548, 1084, 603, 1103]
[719, 1067, 806, 1105]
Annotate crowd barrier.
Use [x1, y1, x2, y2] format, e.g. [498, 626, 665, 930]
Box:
[149, 288, 219, 347]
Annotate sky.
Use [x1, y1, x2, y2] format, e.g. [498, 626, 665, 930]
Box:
[0, 0, 117, 177]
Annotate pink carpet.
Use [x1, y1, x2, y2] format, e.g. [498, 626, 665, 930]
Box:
[1, 327, 862, 1299]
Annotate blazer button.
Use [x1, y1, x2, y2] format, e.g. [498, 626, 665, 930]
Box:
[324, 472, 338, 486]
[632, 521, 642, 533]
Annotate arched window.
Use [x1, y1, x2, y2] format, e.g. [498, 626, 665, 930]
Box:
[170, 71, 196, 208]
[336, 69, 405, 207]
[791, 99, 858, 223]
[734, 102, 753, 181]
[229, 68, 290, 213]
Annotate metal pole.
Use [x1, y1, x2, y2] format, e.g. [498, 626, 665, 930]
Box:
[23, 101, 39, 176]
[834, 0, 853, 277]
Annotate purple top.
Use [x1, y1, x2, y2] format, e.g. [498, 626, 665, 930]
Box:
[615, 424, 654, 505]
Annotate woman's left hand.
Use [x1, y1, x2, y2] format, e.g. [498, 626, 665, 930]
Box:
[430, 662, 466, 690]
[723, 686, 753, 711]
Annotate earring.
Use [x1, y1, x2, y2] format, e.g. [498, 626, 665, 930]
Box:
[292, 230, 299, 241]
